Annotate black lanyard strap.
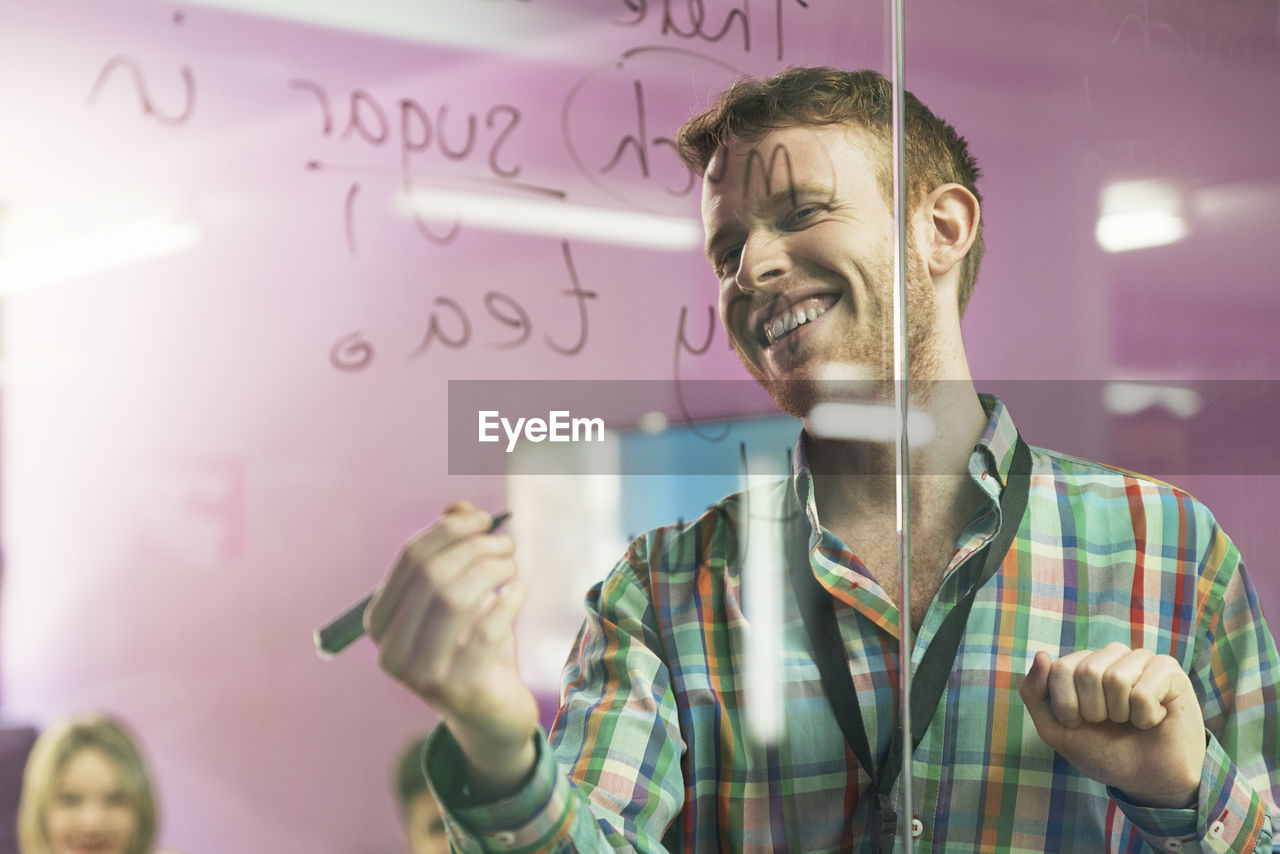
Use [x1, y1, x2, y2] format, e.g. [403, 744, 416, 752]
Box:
[790, 436, 1031, 851]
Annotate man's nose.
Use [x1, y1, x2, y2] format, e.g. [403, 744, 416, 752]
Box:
[733, 231, 790, 293]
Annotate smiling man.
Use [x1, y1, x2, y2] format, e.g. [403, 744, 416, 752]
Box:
[366, 68, 1280, 852]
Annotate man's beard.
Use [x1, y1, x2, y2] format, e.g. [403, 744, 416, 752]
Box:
[735, 244, 940, 420]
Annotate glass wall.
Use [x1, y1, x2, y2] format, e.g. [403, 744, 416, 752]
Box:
[1, 1, 1276, 850]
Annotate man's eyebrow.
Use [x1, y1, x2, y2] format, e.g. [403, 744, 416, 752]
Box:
[703, 227, 730, 261]
[745, 184, 835, 214]
[704, 222, 744, 263]
[775, 183, 835, 203]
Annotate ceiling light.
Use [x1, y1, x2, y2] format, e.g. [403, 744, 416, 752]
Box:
[1095, 180, 1190, 253]
[1102, 381, 1202, 418]
[0, 216, 202, 294]
[398, 188, 702, 251]
[806, 401, 936, 444]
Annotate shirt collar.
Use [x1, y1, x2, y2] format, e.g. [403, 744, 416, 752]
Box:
[973, 393, 1020, 491]
[791, 392, 1021, 506]
[792, 432, 816, 516]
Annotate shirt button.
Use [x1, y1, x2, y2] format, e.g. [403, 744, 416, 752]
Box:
[494, 831, 516, 847]
[1163, 840, 1182, 852]
[1209, 820, 1226, 839]
[911, 818, 923, 838]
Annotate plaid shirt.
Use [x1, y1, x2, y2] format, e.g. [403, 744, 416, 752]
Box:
[428, 395, 1280, 852]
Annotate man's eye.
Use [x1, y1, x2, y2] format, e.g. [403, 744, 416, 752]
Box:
[788, 205, 820, 225]
[717, 247, 742, 276]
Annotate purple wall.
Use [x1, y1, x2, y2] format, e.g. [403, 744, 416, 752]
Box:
[0, 1, 1277, 852]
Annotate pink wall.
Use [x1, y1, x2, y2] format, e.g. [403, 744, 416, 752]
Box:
[1, 1, 1277, 852]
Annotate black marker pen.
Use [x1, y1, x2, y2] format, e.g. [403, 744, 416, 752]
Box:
[314, 511, 511, 659]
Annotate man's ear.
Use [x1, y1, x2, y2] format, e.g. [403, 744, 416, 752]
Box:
[920, 183, 980, 279]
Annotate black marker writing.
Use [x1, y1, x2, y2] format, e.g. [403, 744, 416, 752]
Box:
[414, 296, 473, 353]
[673, 303, 730, 440]
[438, 104, 477, 160]
[86, 12, 196, 126]
[675, 303, 717, 372]
[291, 80, 525, 181]
[601, 80, 695, 197]
[562, 47, 739, 213]
[742, 143, 798, 205]
[485, 291, 532, 349]
[327, 241, 598, 371]
[546, 241, 597, 356]
[486, 106, 522, 179]
[344, 183, 361, 255]
[615, 0, 750, 52]
[289, 79, 332, 134]
[773, 0, 808, 62]
[293, 79, 536, 250]
[614, 0, 810, 60]
[331, 332, 375, 371]
[341, 89, 390, 144]
[403, 173, 462, 246]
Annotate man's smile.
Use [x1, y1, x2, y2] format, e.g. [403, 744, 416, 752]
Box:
[753, 292, 841, 347]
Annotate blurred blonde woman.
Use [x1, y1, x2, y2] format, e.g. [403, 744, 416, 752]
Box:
[17, 712, 179, 854]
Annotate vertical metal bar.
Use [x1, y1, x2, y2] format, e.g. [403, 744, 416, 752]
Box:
[889, 0, 915, 851]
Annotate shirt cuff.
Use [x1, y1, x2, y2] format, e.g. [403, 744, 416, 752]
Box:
[426, 725, 577, 852]
[1110, 733, 1269, 852]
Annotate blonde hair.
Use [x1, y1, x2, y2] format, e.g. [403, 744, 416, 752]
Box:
[17, 712, 157, 854]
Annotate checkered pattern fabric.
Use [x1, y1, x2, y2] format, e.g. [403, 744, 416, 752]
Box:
[429, 396, 1279, 853]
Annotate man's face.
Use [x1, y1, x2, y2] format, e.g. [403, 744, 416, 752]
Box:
[702, 123, 936, 417]
[403, 791, 449, 854]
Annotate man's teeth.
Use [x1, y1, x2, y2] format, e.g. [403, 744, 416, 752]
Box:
[765, 299, 829, 344]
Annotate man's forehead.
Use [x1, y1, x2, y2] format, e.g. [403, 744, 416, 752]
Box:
[708, 122, 870, 171]
[701, 123, 874, 217]
[703, 124, 874, 199]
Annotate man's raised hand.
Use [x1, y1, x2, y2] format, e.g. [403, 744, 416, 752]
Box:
[367, 501, 538, 798]
[1020, 642, 1206, 809]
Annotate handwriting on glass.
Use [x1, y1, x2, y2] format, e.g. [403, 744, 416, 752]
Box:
[86, 10, 196, 126]
[614, 0, 811, 62]
[330, 241, 597, 372]
[289, 78, 543, 253]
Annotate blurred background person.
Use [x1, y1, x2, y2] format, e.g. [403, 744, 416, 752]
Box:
[16, 712, 179, 854]
[394, 736, 448, 854]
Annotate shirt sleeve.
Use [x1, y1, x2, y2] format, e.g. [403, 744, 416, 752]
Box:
[1115, 526, 1280, 853]
[425, 541, 687, 852]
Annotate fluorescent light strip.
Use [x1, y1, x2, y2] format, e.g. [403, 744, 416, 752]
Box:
[1102, 382, 1202, 418]
[1095, 180, 1191, 253]
[0, 218, 202, 294]
[742, 458, 785, 745]
[807, 401, 936, 444]
[400, 188, 702, 251]
[1095, 210, 1189, 253]
[181, 0, 579, 57]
